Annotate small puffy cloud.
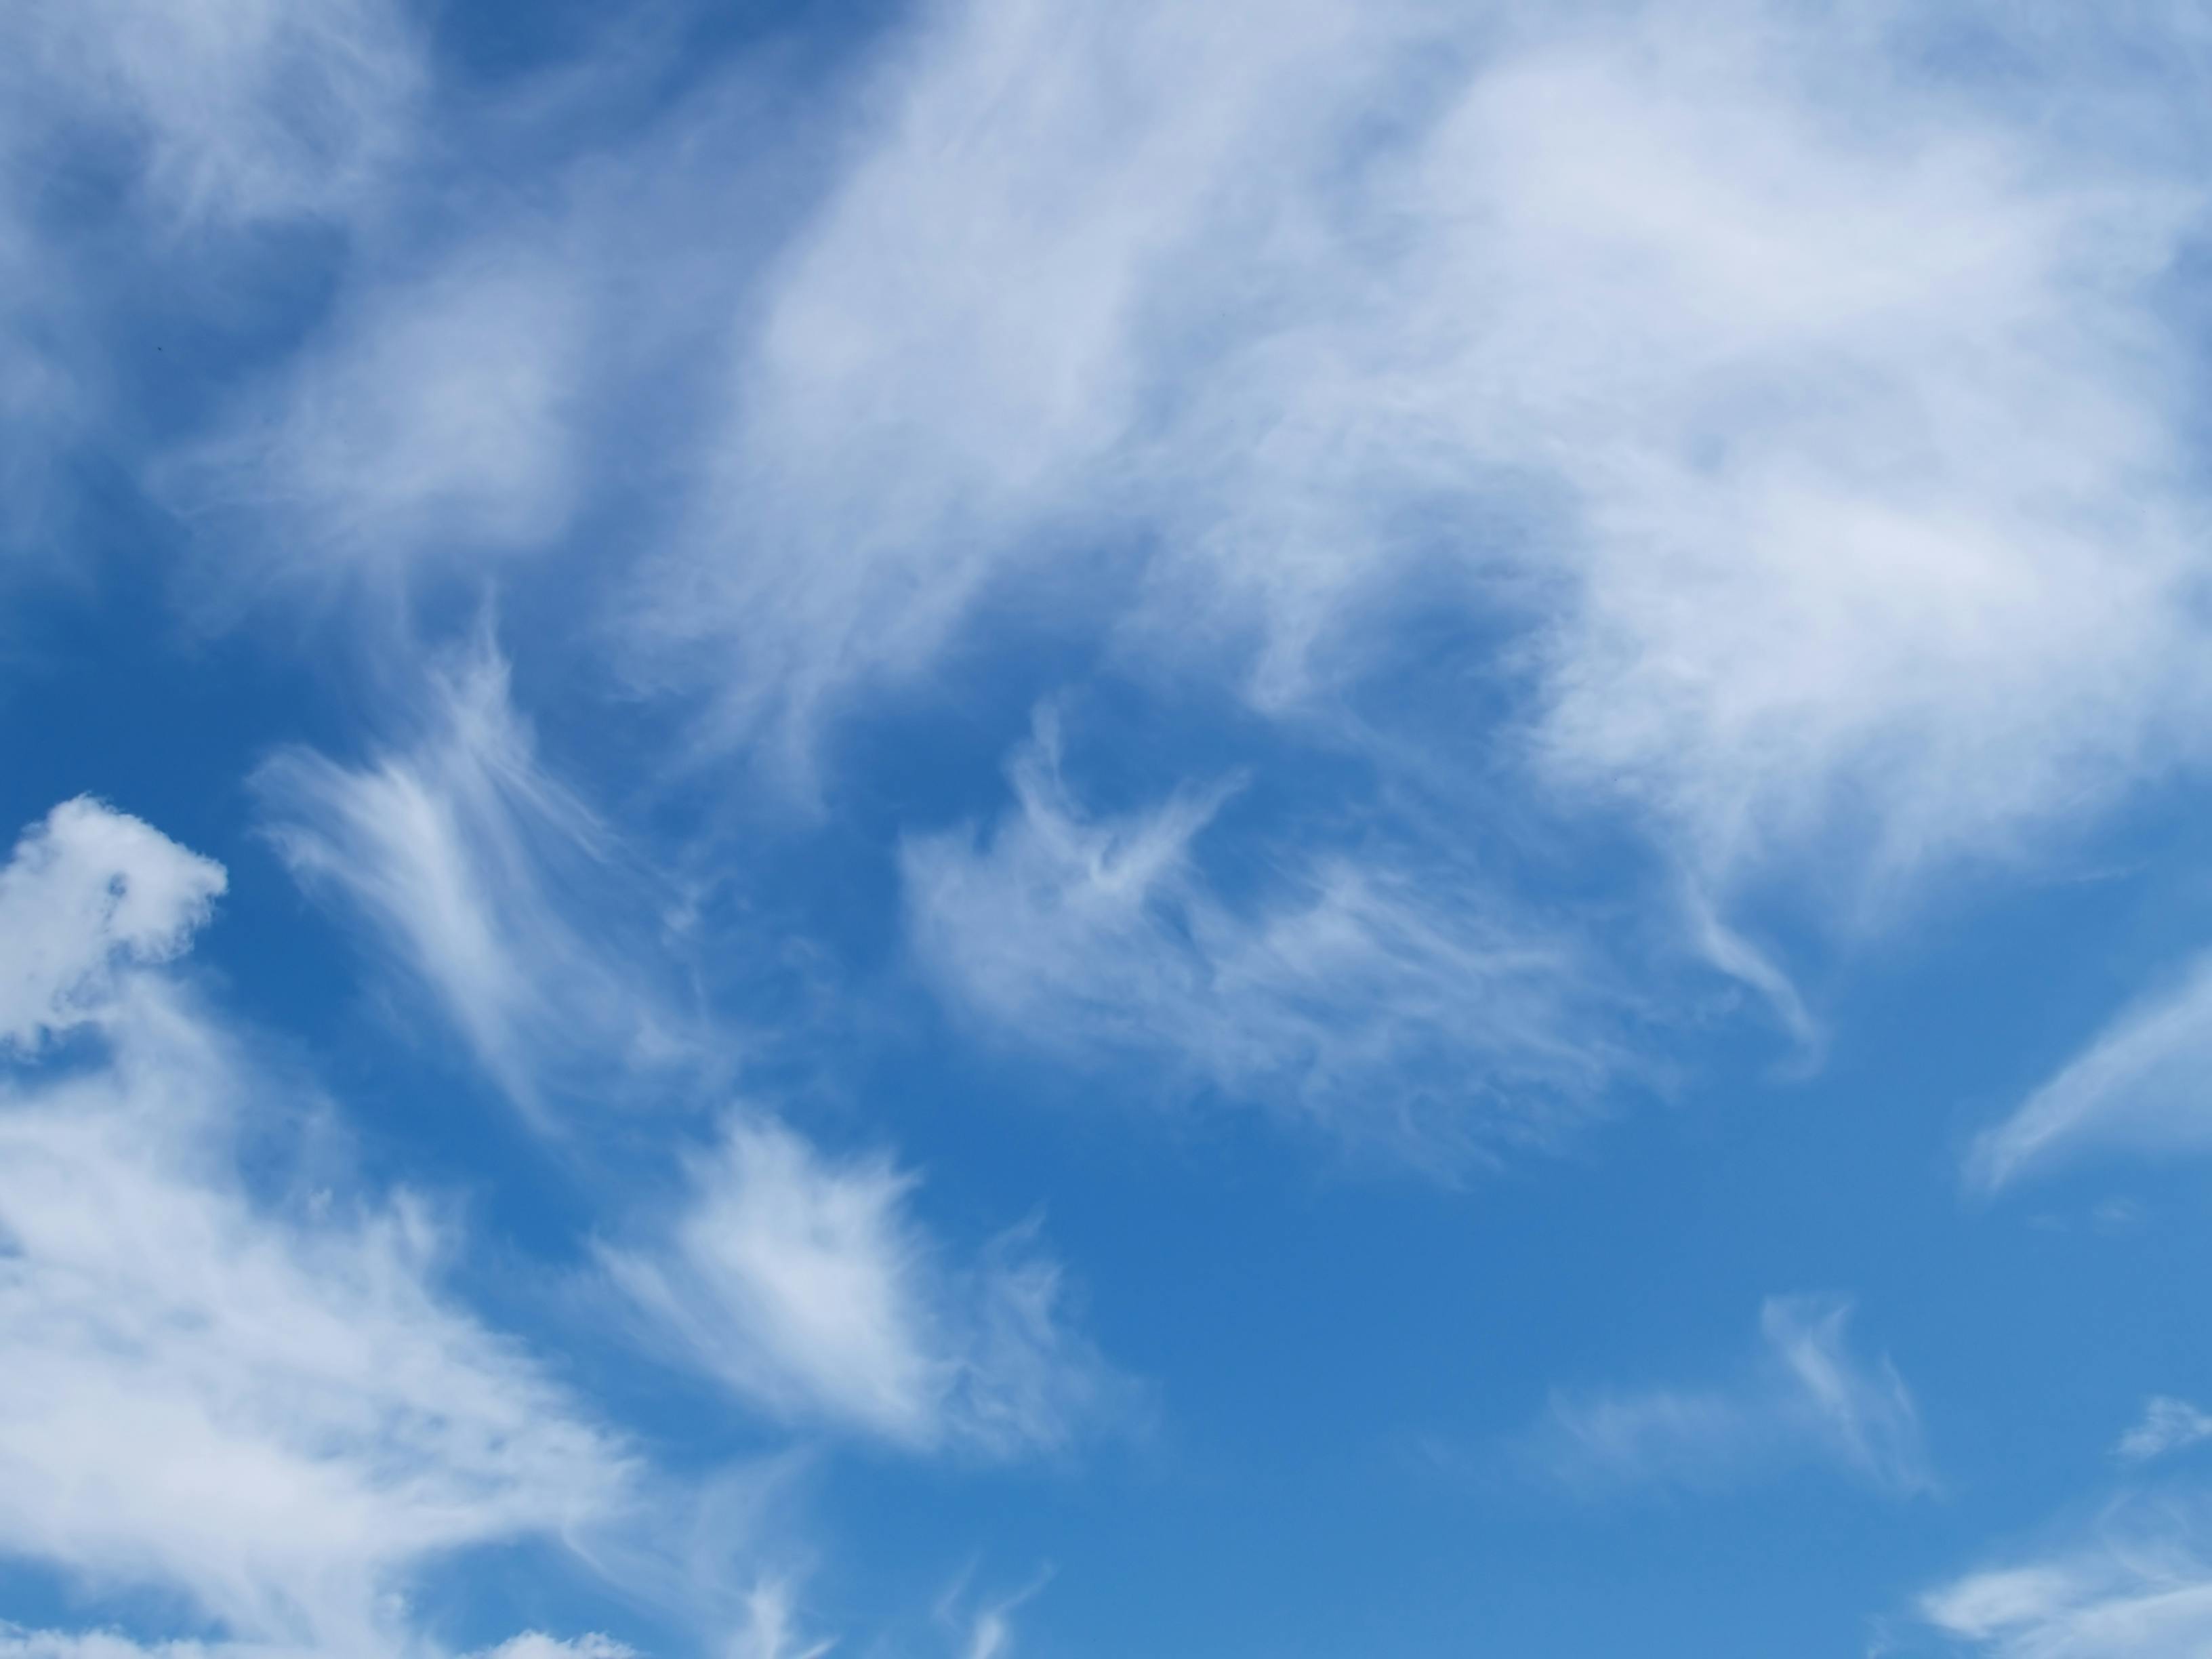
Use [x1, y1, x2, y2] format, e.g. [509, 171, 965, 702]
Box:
[903, 712, 1615, 1165]
[1531, 1294, 1931, 1498]
[0, 797, 226, 1050]
[1967, 956, 2212, 1194]
[600, 1111, 1125, 1458]
[255, 632, 707, 1120]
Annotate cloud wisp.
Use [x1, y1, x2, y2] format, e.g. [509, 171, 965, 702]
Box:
[599, 1109, 1125, 1459]
[1529, 1294, 1932, 1499]
[2118, 1399, 2212, 1468]
[903, 712, 1616, 1164]
[0, 0, 424, 567]
[166, 242, 592, 604]
[20, 0, 421, 229]
[255, 632, 710, 1123]
[1967, 956, 2212, 1194]
[1923, 1503, 2212, 1659]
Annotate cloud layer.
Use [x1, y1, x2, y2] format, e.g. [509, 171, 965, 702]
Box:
[632, 0, 2212, 911]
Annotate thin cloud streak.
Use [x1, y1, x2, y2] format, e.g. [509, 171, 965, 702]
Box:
[1967, 954, 2212, 1193]
[255, 632, 711, 1122]
[1531, 1294, 1932, 1498]
[2118, 1398, 2212, 1467]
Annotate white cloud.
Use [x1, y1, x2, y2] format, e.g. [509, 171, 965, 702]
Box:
[724, 1579, 833, 1659]
[0, 0, 426, 583]
[0, 1628, 635, 1659]
[1966, 956, 2212, 1193]
[473, 1635, 636, 1659]
[631, 0, 2212, 921]
[1532, 1294, 1931, 1498]
[935, 1568, 1047, 1659]
[0, 800, 634, 1654]
[16, 0, 420, 228]
[600, 1109, 1122, 1457]
[255, 631, 706, 1120]
[2120, 1399, 2212, 1467]
[165, 242, 589, 596]
[0, 797, 226, 1050]
[642, 0, 1389, 764]
[903, 712, 1614, 1162]
[1380, 13, 2207, 887]
[1924, 1511, 2212, 1658]
[0, 1632, 241, 1659]
[151, 37, 808, 607]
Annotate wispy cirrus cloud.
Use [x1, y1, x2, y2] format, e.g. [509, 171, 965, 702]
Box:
[630, 0, 2212, 907]
[165, 243, 592, 602]
[96, 0, 2210, 1076]
[1923, 1502, 2212, 1658]
[1529, 1294, 1932, 1499]
[1966, 956, 2212, 1194]
[0, 1628, 641, 1659]
[18, 0, 421, 228]
[151, 26, 823, 614]
[935, 1566, 1048, 1659]
[0, 0, 424, 567]
[254, 630, 712, 1121]
[0, 799, 636, 1657]
[474, 1639, 636, 1659]
[2119, 1399, 2212, 1467]
[640, 0, 1389, 767]
[722, 1579, 832, 1659]
[599, 1109, 1126, 1458]
[903, 710, 1618, 1162]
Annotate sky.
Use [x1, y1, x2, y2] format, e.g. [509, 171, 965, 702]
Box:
[7, 1, 2212, 1655]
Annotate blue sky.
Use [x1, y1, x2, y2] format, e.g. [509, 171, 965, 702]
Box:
[7, 1, 2212, 1655]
